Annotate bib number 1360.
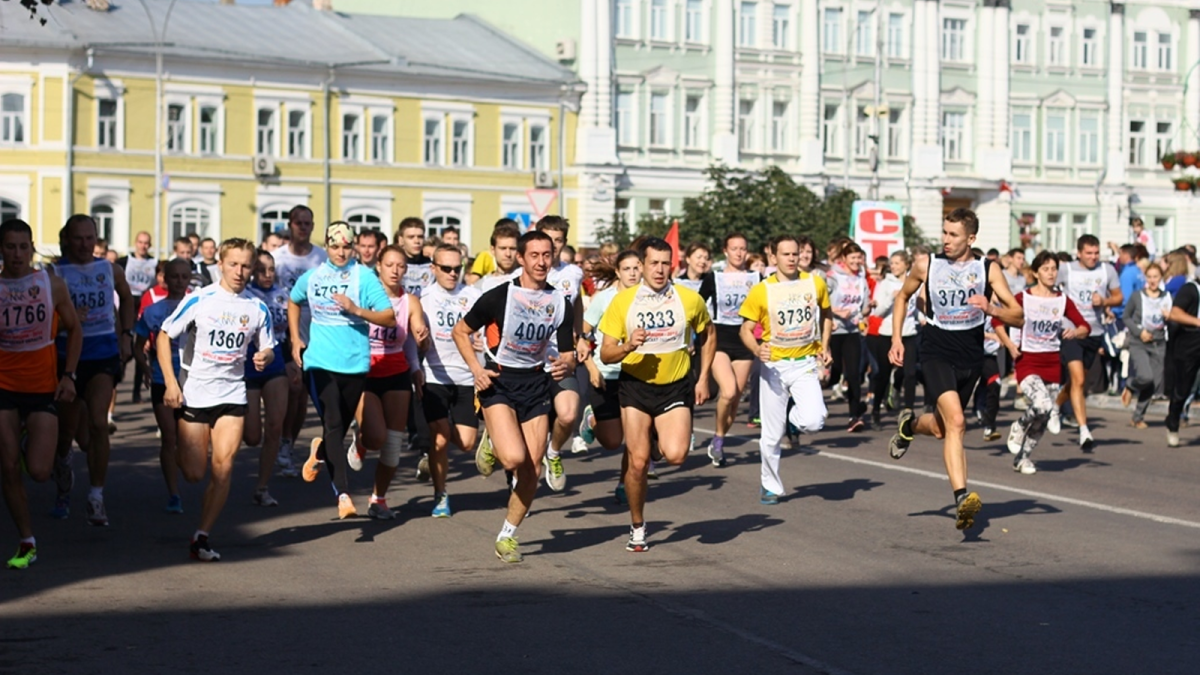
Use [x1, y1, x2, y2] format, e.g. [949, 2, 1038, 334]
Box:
[208, 329, 246, 349]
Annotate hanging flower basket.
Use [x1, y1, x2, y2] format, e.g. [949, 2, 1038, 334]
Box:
[1180, 151, 1197, 167]
[1162, 154, 1177, 170]
[1173, 176, 1195, 191]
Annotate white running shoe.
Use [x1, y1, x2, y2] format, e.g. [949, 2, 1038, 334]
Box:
[1167, 431, 1180, 448]
[570, 436, 589, 454]
[1079, 429, 1095, 453]
[1014, 457, 1037, 475]
[347, 437, 363, 471]
[1006, 422, 1025, 455]
[1047, 409, 1062, 435]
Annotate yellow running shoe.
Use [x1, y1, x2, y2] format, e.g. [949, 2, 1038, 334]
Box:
[494, 536, 522, 563]
[475, 430, 495, 477]
[6, 543, 37, 570]
[955, 492, 982, 531]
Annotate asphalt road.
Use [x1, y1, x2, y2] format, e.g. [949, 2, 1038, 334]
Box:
[1, 381, 1198, 675]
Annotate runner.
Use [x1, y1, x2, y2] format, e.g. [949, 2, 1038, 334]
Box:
[886, 208, 1023, 530]
[674, 243, 710, 293]
[355, 229, 386, 271]
[396, 217, 435, 478]
[158, 238, 275, 561]
[478, 222, 521, 293]
[118, 231, 158, 403]
[1054, 235, 1122, 452]
[579, 250, 643, 504]
[868, 250, 918, 427]
[133, 258, 192, 513]
[1121, 263, 1169, 429]
[826, 242, 871, 431]
[244, 249, 293, 503]
[599, 238, 713, 551]
[1165, 273, 1200, 447]
[49, 214, 134, 525]
[698, 233, 759, 467]
[1003, 251, 1091, 474]
[536, 216, 586, 488]
[452, 230, 575, 563]
[354, 245, 428, 519]
[738, 235, 831, 504]
[197, 238, 219, 285]
[465, 218, 519, 286]
[0, 219, 82, 569]
[270, 206, 326, 476]
[289, 222, 396, 518]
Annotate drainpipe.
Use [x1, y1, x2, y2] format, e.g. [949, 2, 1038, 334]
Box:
[64, 48, 94, 221]
[323, 68, 335, 225]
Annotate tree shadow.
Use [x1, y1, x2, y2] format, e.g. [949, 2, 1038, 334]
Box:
[784, 478, 885, 502]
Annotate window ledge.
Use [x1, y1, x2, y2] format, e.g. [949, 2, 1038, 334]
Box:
[1046, 65, 1071, 74]
[1011, 62, 1036, 72]
[941, 60, 973, 70]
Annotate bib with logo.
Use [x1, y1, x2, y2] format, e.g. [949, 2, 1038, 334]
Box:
[548, 263, 584, 304]
[0, 270, 54, 352]
[714, 271, 758, 325]
[1019, 292, 1066, 354]
[250, 284, 290, 338]
[626, 284, 687, 355]
[124, 256, 158, 297]
[423, 283, 480, 385]
[927, 256, 986, 331]
[674, 277, 702, 293]
[308, 263, 363, 327]
[403, 263, 434, 297]
[766, 277, 819, 349]
[1140, 292, 1172, 333]
[56, 259, 116, 338]
[492, 285, 565, 368]
[1062, 263, 1108, 328]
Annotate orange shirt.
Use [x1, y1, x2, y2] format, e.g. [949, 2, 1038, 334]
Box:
[0, 313, 59, 394]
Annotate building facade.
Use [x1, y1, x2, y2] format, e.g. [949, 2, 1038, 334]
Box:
[0, 0, 578, 258]
[340, 0, 1199, 253]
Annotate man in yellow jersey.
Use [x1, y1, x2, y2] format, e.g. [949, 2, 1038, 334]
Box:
[738, 235, 832, 505]
[600, 239, 715, 552]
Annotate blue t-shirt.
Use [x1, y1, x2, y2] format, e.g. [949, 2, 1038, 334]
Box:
[134, 297, 183, 385]
[291, 260, 391, 375]
[1115, 264, 1145, 320]
[54, 257, 120, 361]
[1166, 275, 1189, 298]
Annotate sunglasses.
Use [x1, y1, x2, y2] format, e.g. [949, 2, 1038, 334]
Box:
[435, 264, 461, 274]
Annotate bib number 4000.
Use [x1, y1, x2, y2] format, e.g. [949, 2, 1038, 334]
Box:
[513, 322, 552, 341]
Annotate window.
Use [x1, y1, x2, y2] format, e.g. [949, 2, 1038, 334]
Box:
[686, 0, 703, 42]
[1157, 33, 1172, 71]
[1128, 119, 1146, 166]
[199, 106, 218, 155]
[166, 103, 186, 153]
[287, 110, 306, 158]
[1, 93, 24, 144]
[1012, 110, 1032, 162]
[1155, 121, 1173, 162]
[616, 91, 634, 145]
[739, 2, 757, 47]
[650, 0, 668, 40]
[346, 212, 383, 233]
[648, 199, 667, 218]
[615, 0, 633, 38]
[372, 115, 391, 163]
[772, 4, 790, 50]
[886, 108, 903, 158]
[1045, 111, 1066, 163]
[738, 99, 756, 151]
[426, 215, 462, 239]
[90, 204, 114, 242]
[1132, 32, 1148, 69]
[256, 108, 276, 156]
[1081, 27, 1098, 67]
[942, 18, 966, 62]
[1072, 214, 1091, 242]
[822, 103, 840, 155]
[342, 113, 361, 160]
[529, 123, 548, 170]
[856, 10, 873, 56]
[169, 205, 211, 242]
[260, 209, 288, 242]
[0, 199, 19, 222]
[684, 95, 703, 148]
[502, 122, 521, 169]
[1014, 24, 1031, 63]
[771, 101, 788, 152]
[424, 117, 443, 165]
[854, 105, 871, 157]
[942, 111, 965, 161]
[1078, 113, 1100, 164]
[823, 8, 842, 53]
[887, 13, 903, 58]
[451, 119, 470, 165]
[1044, 213, 1066, 252]
[1048, 26, 1065, 66]
[97, 99, 117, 149]
[649, 93, 668, 146]
[1152, 216, 1173, 253]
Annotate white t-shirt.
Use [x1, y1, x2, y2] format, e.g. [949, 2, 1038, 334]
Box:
[547, 262, 584, 305]
[421, 282, 482, 386]
[272, 244, 327, 344]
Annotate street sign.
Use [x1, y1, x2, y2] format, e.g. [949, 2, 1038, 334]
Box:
[849, 200, 905, 261]
[505, 212, 533, 233]
[526, 189, 557, 220]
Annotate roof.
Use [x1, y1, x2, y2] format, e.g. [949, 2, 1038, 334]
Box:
[0, 1, 577, 86]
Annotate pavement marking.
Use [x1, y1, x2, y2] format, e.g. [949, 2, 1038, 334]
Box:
[692, 426, 1200, 531]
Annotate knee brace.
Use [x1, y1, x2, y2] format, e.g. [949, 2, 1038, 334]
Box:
[380, 430, 405, 468]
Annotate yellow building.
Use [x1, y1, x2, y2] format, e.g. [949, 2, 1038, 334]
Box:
[0, 0, 582, 258]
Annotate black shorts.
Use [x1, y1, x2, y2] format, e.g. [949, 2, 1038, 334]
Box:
[0, 388, 56, 417]
[589, 378, 622, 422]
[59, 356, 122, 393]
[246, 371, 287, 391]
[715, 323, 754, 362]
[922, 359, 980, 409]
[1061, 335, 1104, 370]
[478, 369, 551, 423]
[618, 372, 694, 417]
[151, 382, 167, 406]
[176, 403, 247, 427]
[422, 383, 476, 426]
[365, 371, 413, 398]
[552, 373, 580, 396]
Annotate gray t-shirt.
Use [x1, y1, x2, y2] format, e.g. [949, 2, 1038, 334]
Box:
[1056, 260, 1119, 331]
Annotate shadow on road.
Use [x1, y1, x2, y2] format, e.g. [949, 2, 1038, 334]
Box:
[785, 478, 885, 502]
[908, 498, 1064, 538]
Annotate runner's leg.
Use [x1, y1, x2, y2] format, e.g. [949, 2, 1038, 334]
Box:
[198, 415, 245, 533]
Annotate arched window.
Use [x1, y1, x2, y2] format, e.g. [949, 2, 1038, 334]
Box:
[346, 211, 383, 234]
[0, 198, 19, 222]
[260, 208, 289, 244]
[91, 203, 115, 242]
[170, 204, 212, 242]
[426, 215, 461, 239]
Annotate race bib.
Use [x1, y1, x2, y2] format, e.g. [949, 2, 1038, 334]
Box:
[0, 271, 54, 352]
[927, 257, 986, 330]
[494, 286, 563, 368]
[714, 272, 757, 325]
[308, 264, 362, 327]
[766, 277, 819, 349]
[625, 285, 687, 355]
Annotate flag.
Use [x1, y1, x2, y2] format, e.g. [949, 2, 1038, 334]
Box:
[664, 219, 680, 269]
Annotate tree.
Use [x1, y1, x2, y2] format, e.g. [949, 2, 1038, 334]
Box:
[6, 0, 56, 25]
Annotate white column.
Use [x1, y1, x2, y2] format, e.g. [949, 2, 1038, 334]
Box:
[909, 0, 942, 178]
[711, 0, 738, 162]
[990, 0, 1012, 176]
[1104, 3, 1126, 186]
[797, 0, 822, 173]
[974, 190, 1012, 252]
[974, 2, 996, 176]
[1187, 10, 1200, 148]
[909, 187, 944, 241]
[574, 0, 617, 166]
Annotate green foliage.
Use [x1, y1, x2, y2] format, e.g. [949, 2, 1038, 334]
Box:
[592, 210, 674, 250]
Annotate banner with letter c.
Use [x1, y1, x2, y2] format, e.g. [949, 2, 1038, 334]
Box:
[849, 201, 905, 261]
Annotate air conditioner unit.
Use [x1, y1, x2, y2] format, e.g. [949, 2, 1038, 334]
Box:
[253, 154, 276, 178]
[555, 38, 577, 62]
[533, 170, 556, 188]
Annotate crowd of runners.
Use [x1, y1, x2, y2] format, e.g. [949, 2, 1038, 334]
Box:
[2, 206, 1197, 568]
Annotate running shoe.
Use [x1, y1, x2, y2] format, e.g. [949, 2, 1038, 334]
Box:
[1013, 457, 1037, 475]
[570, 436, 589, 454]
[626, 526, 649, 552]
[1062, 416, 1080, 430]
[760, 487, 781, 506]
[475, 430, 495, 477]
[614, 483, 627, 505]
[982, 427, 1001, 442]
[6, 543, 36, 570]
[747, 418, 761, 429]
[889, 408, 915, 460]
[416, 453, 431, 482]
[1130, 420, 1148, 429]
[337, 493, 357, 519]
[1167, 431, 1180, 448]
[190, 535, 220, 562]
[253, 488, 279, 507]
[276, 439, 294, 468]
[1047, 408, 1062, 435]
[495, 536, 523, 563]
[107, 418, 117, 434]
[647, 460, 659, 480]
[579, 404, 596, 444]
[1080, 429, 1095, 453]
[847, 417, 865, 433]
[1014, 397, 1029, 411]
[86, 495, 109, 527]
[542, 454, 566, 492]
[1006, 422, 1025, 455]
[431, 493, 452, 518]
[302, 438, 322, 482]
[50, 495, 69, 520]
[367, 499, 395, 520]
[707, 437, 727, 468]
[347, 437, 363, 472]
[955, 492, 983, 531]
[52, 450, 73, 496]
[166, 494, 184, 514]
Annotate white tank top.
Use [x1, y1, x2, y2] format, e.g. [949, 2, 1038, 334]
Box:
[713, 271, 758, 325]
[765, 276, 820, 349]
[124, 256, 158, 297]
[491, 285, 566, 369]
[422, 283, 481, 386]
[625, 284, 688, 355]
[1019, 292, 1067, 354]
[926, 257, 987, 331]
[54, 259, 116, 338]
[0, 270, 54, 352]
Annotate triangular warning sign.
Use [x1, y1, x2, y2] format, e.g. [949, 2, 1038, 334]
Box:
[526, 189, 558, 219]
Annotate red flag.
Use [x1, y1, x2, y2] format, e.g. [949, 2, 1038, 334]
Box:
[664, 219, 680, 269]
